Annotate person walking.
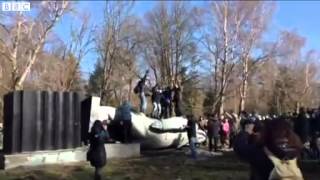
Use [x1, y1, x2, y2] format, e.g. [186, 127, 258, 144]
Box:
[186, 114, 197, 159]
[87, 120, 108, 180]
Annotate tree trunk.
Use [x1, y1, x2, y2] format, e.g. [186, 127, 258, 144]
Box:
[239, 57, 249, 112]
[128, 78, 133, 102]
[15, 42, 44, 90]
[218, 2, 228, 115]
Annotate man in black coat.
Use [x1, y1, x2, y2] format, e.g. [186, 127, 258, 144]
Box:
[161, 86, 173, 118]
[207, 114, 221, 152]
[134, 70, 149, 113]
[173, 83, 183, 116]
[186, 114, 197, 159]
[87, 120, 107, 180]
[294, 107, 310, 144]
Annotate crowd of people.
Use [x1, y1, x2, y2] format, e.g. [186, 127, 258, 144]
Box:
[86, 69, 320, 180]
[194, 108, 320, 161]
[191, 107, 320, 179]
[134, 70, 183, 119]
[86, 104, 320, 180]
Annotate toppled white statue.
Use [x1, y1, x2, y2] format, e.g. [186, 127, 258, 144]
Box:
[89, 97, 206, 149]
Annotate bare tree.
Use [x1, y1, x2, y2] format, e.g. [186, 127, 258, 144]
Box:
[143, 2, 199, 86]
[97, 1, 140, 105]
[62, 14, 94, 91]
[235, 1, 276, 112]
[0, 1, 70, 90]
[202, 1, 239, 114]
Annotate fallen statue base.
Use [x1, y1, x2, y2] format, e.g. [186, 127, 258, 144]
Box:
[0, 143, 140, 170]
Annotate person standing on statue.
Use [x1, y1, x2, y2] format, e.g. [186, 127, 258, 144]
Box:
[161, 86, 173, 118]
[151, 84, 162, 119]
[173, 82, 183, 116]
[87, 120, 107, 180]
[134, 70, 149, 113]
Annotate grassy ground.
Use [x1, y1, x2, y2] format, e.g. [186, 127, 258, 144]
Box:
[0, 149, 319, 180]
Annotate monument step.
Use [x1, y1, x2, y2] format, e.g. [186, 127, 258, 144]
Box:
[0, 143, 140, 170]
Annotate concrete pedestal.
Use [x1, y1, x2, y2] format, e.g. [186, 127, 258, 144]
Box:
[0, 143, 140, 170]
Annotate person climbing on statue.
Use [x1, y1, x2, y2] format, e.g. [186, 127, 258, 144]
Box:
[114, 100, 133, 143]
[151, 83, 162, 119]
[173, 81, 183, 116]
[161, 85, 173, 118]
[134, 70, 149, 113]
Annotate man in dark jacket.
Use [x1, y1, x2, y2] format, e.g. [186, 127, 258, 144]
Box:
[207, 114, 221, 152]
[173, 83, 183, 116]
[151, 84, 162, 119]
[114, 101, 133, 143]
[294, 107, 310, 144]
[87, 120, 107, 180]
[310, 108, 320, 137]
[186, 114, 197, 159]
[135, 70, 149, 113]
[161, 86, 173, 118]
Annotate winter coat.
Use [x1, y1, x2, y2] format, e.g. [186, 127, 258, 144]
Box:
[308, 148, 320, 160]
[294, 113, 310, 143]
[222, 120, 230, 134]
[163, 89, 173, 103]
[207, 119, 220, 138]
[115, 102, 132, 121]
[187, 118, 197, 140]
[151, 88, 162, 103]
[310, 112, 320, 136]
[173, 87, 181, 104]
[87, 127, 107, 168]
[135, 73, 148, 93]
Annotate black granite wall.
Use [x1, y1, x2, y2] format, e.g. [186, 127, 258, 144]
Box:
[3, 91, 84, 154]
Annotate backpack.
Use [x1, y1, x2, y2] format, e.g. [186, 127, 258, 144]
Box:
[264, 147, 304, 180]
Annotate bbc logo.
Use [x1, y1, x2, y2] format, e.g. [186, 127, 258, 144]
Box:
[2, 1, 30, 12]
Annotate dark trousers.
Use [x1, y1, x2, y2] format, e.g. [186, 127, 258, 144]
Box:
[162, 104, 172, 118]
[94, 167, 102, 180]
[229, 132, 236, 148]
[174, 102, 182, 116]
[209, 136, 219, 152]
[123, 120, 132, 143]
